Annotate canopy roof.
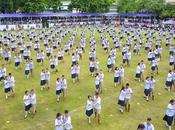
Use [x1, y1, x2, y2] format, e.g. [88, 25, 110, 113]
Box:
[0, 12, 155, 18]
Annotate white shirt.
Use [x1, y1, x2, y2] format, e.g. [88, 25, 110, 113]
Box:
[136, 65, 141, 74]
[93, 96, 101, 110]
[23, 95, 31, 106]
[143, 122, 154, 130]
[125, 87, 133, 99]
[30, 93, 36, 105]
[166, 104, 175, 117]
[86, 99, 93, 111]
[56, 80, 62, 90]
[40, 72, 45, 80]
[55, 117, 63, 129]
[119, 90, 126, 101]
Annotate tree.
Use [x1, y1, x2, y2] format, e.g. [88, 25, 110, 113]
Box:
[68, 0, 114, 12]
[46, 0, 61, 12]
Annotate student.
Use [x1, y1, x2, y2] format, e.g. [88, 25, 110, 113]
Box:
[50, 56, 57, 73]
[40, 69, 46, 91]
[8, 73, 15, 97]
[46, 45, 53, 58]
[135, 63, 141, 82]
[89, 60, 95, 76]
[149, 76, 156, 100]
[99, 70, 104, 93]
[93, 92, 101, 124]
[63, 110, 72, 130]
[151, 57, 159, 75]
[163, 99, 175, 130]
[144, 76, 150, 101]
[125, 83, 133, 112]
[85, 95, 94, 124]
[120, 65, 125, 86]
[95, 73, 101, 93]
[30, 89, 36, 115]
[114, 67, 120, 87]
[75, 63, 80, 82]
[118, 87, 126, 113]
[107, 55, 112, 72]
[55, 113, 63, 130]
[25, 60, 30, 79]
[57, 49, 64, 63]
[140, 60, 146, 81]
[45, 68, 50, 89]
[143, 118, 155, 130]
[29, 59, 34, 76]
[165, 70, 173, 91]
[137, 123, 145, 130]
[14, 53, 22, 69]
[4, 76, 10, 99]
[61, 75, 67, 99]
[23, 90, 32, 118]
[56, 78, 62, 102]
[71, 64, 76, 83]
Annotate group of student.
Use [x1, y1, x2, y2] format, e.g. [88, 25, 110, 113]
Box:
[0, 22, 175, 130]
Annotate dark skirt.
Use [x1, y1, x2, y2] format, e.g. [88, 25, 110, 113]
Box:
[166, 81, 173, 87]
[163, 115, 174, 126]
[118, 100, 125, 106]
[25, 104, 32, 111]
[144, 89, 150, 96]
[114, 77, 119, 83]
[4, 87, 11, 93]
[56, 90, 62, 95]
[86, 109, 93, 117]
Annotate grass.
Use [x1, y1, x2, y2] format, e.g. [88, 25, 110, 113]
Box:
[0, 25, 175, 130]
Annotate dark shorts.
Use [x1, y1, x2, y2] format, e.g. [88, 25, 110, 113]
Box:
[4, 88, 11, 93]
[166, 81, 172, 87]
[96, 84, 100, 90]
[71, 74, 76, 78]
[169, 62, 174, 66]
[118, 100, 125, 106]
[37, 59, 41, 63]
[58, 57, 63, 60]
[123, 59, 127, 64]
[25, 104, 32, 111]
[40, 80, 46, 86]
[20, 50, 24, 54]
[24, 56, 29, 60]
[107, 64, 112, 69]
[50, 64, 55, 69]
[15, 62, 20, 67]
[25, 70, 30, 75]
[114, 77, 119, 83]
[46, 53, 51, 57]
[56, 90, 62, 95]
[11, 48, 16, 51]
[90, 67, 95, 73]
[135, 73, 141, 78]
[0, 76, 5, 81]
[151, 66, 156, 71]
[144, 89, 150, 96]
[86, 109, 93, 117]
[163, 115, 174, 126]
[4, 57, 9, 61]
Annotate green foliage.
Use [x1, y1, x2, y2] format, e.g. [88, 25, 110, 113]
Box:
[69, 0, 114, 12]
[117, 0, 175, 17]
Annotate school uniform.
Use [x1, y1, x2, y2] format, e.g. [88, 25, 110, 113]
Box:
[61, 79, 67, 91]
[114, 70, 120, 83]
[56, 80, 62, 95]
[118, 90, 126, 107]
[89, 61, 95, 73]
[23, 94, 32, 111]
[4, 78, 10, 93]
[93, 96, 101, 114]
[9, 76, 15, 91]
[45, 71, 50, 84]
[14, 55, 22, 67]
[135, 66, 141, 78]
[125, 87, 133, 102]
[25, 63, 30, 75]
[46, 47, 52, 57]
[1, 67, 6, 80]
[166, 73, 173, 87]
[30, 93, 36, 106]
[86, 99, 94, 117]
[163, 103, 175, 126]
[144, 79, 150, 96]
[107, 57, 112, 69]
[40, 72, 46, 86]
[95, 76, 100, 90]
[71, 66, 76, 79]
[63, 115, 72, 130]
[169, 55, 175, 66]
[55, 117, 63, 130]
[57, 51, 63, 61]
[50, 59, 56, 69]
[143, 122, 155, 130]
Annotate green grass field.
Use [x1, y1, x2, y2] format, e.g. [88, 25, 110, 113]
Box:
[0, 26, 175, 130]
